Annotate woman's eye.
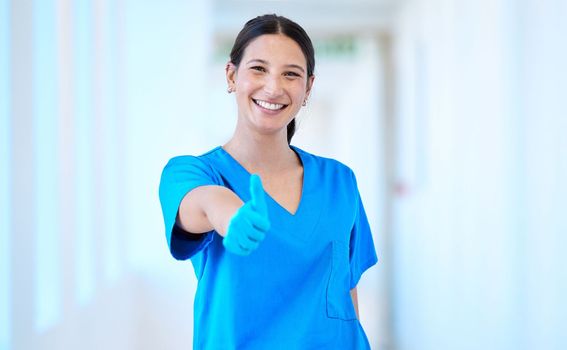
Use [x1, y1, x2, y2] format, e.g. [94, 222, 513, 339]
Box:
[284, 72, 301, 78]
[251, 66, 265, 72]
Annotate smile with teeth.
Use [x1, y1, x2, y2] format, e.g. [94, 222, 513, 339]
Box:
[253, 99, 287, 111]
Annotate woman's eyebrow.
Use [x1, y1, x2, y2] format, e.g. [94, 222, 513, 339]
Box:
[246, 58, 269, 65]
[285, 64, 305, 73]
[246, 59, 305, 73]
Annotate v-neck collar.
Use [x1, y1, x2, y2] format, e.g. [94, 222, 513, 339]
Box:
[218, 145, 306, 217]
[212, 145, 323, 243]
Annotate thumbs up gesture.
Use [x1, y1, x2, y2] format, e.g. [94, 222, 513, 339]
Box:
[223, 174, 271, 256]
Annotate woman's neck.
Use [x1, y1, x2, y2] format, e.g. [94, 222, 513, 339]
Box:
[222, 129, 299, 175]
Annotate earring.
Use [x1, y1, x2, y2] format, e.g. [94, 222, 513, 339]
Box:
[302, 99, 307, 106]
[227, 87, 234, 93]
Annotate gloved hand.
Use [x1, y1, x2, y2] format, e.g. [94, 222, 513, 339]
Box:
[223, 174, 271, 256]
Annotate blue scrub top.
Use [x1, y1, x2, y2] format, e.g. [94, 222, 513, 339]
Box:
[159, 146, 378, 349]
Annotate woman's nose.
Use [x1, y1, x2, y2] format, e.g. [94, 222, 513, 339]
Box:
[263, 74, 283, 96]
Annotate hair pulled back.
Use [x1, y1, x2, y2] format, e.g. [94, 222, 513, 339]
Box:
[229, 14, 315, 144]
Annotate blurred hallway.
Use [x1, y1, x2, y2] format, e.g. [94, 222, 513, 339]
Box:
[1, 0, 566, 349]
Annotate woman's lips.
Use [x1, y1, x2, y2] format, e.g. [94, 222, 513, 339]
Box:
[253, 98, 288, 111]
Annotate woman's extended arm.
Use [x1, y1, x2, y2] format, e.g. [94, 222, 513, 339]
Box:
[177, 185, 243, 237]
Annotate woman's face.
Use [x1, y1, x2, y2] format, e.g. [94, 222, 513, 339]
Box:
[227, 34, 314, 139]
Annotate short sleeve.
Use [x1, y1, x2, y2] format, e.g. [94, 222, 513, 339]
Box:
[158, 156, 218, 260]
[349, 173, 378, 289]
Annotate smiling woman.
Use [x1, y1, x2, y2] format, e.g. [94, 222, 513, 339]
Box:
[159, 14, 377, 350]
[226, 33, 313, 142]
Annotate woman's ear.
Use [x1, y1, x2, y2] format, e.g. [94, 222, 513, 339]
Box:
[305, 75, 315, 99]
[226, 61, 237, 89]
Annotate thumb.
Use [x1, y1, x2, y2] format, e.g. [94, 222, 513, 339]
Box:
[249, 174, 268, 214]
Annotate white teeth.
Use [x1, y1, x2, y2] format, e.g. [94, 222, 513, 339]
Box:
[255, 99, 285, 110]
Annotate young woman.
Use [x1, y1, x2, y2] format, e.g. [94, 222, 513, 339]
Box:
[159, 14, 377, 349]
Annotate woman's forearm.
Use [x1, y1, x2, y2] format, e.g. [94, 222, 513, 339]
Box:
[178, 185, 243, 236]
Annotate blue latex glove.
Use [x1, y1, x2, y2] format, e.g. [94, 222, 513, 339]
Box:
[223, 174, 271, 256]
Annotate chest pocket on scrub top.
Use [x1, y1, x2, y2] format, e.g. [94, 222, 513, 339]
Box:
[326, 240, 357, 321]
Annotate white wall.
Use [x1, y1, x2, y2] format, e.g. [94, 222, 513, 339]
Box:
[391, 0, 567, 349]
[123, 0, 213, 348]
[0, 0, 11, 349]
[2, 0, 212, 349]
